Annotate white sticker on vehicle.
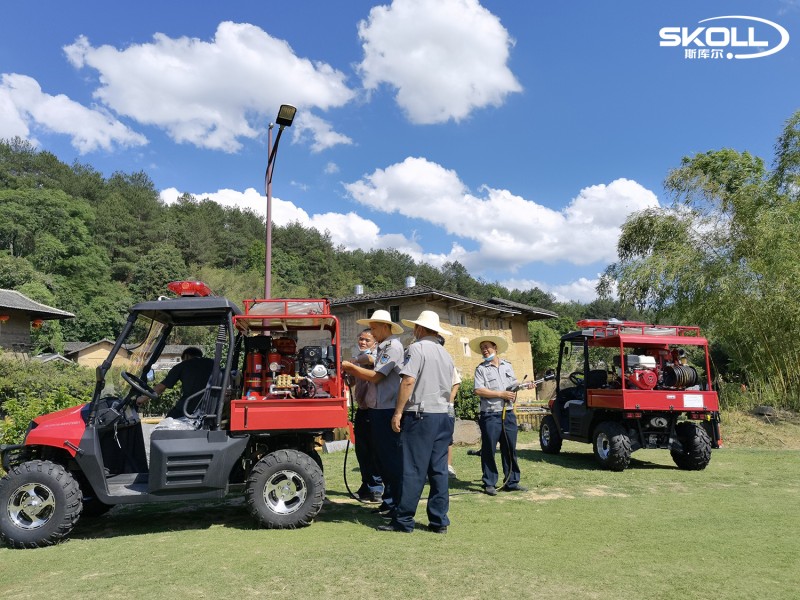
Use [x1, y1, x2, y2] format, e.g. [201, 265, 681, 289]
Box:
[683, 394, 704, 408]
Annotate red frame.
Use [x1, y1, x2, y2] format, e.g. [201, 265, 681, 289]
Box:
[230, 298, 348, 432]
[575, 323, 719, 413]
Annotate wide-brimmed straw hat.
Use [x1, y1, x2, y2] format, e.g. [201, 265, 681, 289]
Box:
[357, 309, 404, 335]
[468, 335, 508, 355]
[401, 310, 452, 336]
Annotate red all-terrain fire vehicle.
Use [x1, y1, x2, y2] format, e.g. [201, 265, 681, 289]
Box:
[0, 281, 349, 548]
[539, 319, 722, 471]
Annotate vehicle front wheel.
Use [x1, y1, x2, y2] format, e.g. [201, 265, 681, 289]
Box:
[245, 449, 325, 529]
[592, 421, 631, 471]
[671, 421, 712, 470]
[0, 460, 82, 549]
[539, 415, 563, 454]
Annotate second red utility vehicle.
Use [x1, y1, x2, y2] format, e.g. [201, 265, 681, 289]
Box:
[539, 319, 722, 471]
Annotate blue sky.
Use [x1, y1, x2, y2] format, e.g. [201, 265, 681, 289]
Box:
[1, 0, 798, 301]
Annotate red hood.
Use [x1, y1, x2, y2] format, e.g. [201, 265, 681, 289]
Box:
[33, 403, 86, 426]
[27, 403, 87, 454]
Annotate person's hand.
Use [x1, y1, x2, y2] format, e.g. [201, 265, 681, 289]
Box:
[391, 412, 402, 433]
[135, 395, 149, 408]
[342, 360, 355, 373]
[500, 390, 516, 402]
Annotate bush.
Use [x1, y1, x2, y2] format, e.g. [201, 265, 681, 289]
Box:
[718, 379, 798, 412]
[455, 376, 480, 420]
[0, 356, 94, 445]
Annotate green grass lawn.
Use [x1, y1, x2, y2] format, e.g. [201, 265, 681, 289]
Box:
[1, 432, 798, 600]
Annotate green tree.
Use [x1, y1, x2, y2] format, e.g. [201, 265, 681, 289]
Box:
[528, 320, 561, 374]
[601, 111, 800, 408]
[128, 243, 188, 302]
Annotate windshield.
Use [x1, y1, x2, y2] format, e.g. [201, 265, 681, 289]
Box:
[101, 316, 166, 398]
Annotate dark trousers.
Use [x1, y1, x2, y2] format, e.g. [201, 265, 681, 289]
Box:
[369, 408, 403, 510]
[353, 408, 383, 494]
[478, 410, 520, 488]
[394, 412, 451, 532]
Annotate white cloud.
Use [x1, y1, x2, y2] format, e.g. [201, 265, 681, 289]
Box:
[158, 186, 425, 257]
[501, 276, 610, 304]
[0, 73, 146, 153]
[64, 22, 355, 152]
[357, 0, 522, 124]
[292, 112, 353, 153]
[344, 156, 660, 270]
[324, 162, 340, 174]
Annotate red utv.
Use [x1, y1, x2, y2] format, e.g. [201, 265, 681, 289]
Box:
[539, 319, 722, 471]
[0, 282, 349, 548]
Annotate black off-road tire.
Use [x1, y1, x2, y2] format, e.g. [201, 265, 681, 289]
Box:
[539, 415, 563, 454]
[245, 449, 325, 529]
[0, 460, 82, 549]
[671, 421, 712, 471]
[592, 421, 631, 471]
[310, 449, 324, 472]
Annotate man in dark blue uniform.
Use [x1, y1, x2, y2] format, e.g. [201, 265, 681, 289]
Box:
[472, 335, 527, 495]
[342, 309, 404, 518]
[350, 329, 383, 503]
[378, 310, 455, 534]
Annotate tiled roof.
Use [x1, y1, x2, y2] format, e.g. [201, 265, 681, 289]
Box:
[63, 338, 116, 356]
[162, 344, 193, 356]
[64, 341, 91, 353]
[32, 353, 74, 364]
[488, 297, 558, 319]
[331, 285, 556, 320]
[0, 289, 75, 319]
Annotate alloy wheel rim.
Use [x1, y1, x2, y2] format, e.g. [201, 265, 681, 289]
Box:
[7, 483, 56, 530]
[263, 469, 307, 515]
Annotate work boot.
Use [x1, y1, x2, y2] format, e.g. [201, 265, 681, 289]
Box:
[500, 484, 528, 492]
[483, 485, 497, 496]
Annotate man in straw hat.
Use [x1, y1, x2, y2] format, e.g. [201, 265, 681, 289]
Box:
[342, 309, 405, 519]
[377, 310, 455, 534]
[470, 335, 528, 496]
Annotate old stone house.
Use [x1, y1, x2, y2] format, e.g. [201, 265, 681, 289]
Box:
[0, 289, 74, 356]
[329, 282, 557, 402]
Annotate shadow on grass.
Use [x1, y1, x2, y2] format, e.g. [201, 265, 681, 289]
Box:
[70, 496, 258, 541]
[319, 475, 486, 527]
[517, 447, 675, 471]
[70, 481, 487, 540]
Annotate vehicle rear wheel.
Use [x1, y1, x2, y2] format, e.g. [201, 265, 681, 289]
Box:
[592, 421, 631, 471]
[0, 460, 82, 549]
[671, 421, 712, 470]
[539, 415, 563, 454]
[246, 449, 324, 529]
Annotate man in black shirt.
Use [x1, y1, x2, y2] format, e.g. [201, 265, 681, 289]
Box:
[136, 347, 214, 418]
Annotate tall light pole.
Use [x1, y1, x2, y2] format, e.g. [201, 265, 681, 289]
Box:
[264, 104, 296, 299]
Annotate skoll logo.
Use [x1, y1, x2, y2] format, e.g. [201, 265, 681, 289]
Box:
[660, 15, 789, 60]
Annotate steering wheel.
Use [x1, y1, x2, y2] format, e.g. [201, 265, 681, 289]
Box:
[122, 371, 159, 401]
[568, 371, 585, 386]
